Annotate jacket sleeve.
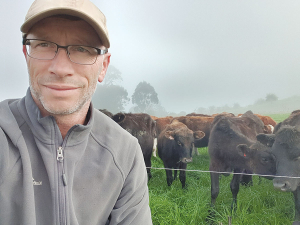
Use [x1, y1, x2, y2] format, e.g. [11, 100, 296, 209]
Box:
[108, 140, 153, 225]
[0, 127, 20, 187]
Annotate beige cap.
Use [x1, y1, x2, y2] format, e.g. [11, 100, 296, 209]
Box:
[20, 0, 110, 48]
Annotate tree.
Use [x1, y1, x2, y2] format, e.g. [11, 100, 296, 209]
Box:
[92, 84, 130, 114]
[265, 93, 278, 102]
[130, 102, 167, 117]
[103, 65, 123, 86]
[233, 103, 241, 109]
[132, 81, 159, 113]
[254, 98, 265, 105]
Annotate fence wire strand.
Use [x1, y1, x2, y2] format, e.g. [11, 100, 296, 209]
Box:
[146, 167, 300, 179]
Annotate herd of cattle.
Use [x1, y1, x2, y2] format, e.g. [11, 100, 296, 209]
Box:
[100, 108, 300, 225]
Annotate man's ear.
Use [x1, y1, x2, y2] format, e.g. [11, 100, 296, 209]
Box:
[98, 53, 111, 83]
[22, 45, 28, 61]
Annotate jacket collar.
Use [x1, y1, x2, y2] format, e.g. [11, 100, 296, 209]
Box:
[17, 88, 94, 146]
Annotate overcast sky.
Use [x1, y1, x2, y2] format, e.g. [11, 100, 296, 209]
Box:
[1, 0, 300, 113]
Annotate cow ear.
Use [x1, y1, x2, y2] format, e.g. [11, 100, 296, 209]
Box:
[256, 134, 275, 147]
[165, 131, 174, 140]
[237, 144, 251, 158]
[112, 113, 125, 123]
[194, 131, 205, 140]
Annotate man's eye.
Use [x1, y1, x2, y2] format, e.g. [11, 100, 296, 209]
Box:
[31, 42, 51, 48]
[74, 46, 88, 53]
[38, 42, 50, 47]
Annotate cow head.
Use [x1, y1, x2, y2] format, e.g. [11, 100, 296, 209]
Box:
[271, 126, 300, 192]
[112, 113, 126, 124]
[237, 140, 276, 179]
[263, 125, 274, 134]
[164, 128, 205, 163]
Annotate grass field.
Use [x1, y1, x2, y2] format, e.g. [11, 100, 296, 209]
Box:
[148, 113, 293, 225]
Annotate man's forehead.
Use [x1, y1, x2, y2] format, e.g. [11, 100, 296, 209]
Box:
[27, 17, 102, 45]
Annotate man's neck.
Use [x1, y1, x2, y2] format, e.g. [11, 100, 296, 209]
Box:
[34, 99, 90, 139]
[52, 106, 89, 139]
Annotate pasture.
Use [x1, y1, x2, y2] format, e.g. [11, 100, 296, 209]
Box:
[148, 113, 292, 225]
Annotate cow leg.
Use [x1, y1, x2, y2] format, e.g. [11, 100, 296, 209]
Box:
[230, 168, 242, 211]
[240, 169, 253, 186]
[210, 171, 220, 206]
[145, 151, 152, 180]
[152, 138, 157, 157]
[193, 146, 199, 156]
[165, 168, 173, 186]
[207, 170, 219, 223]
[179, 162, 187, 189]
[293, 187, 300, 223]
[173, 168, 178, 180]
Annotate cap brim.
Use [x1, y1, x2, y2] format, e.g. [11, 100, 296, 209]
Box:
[21, 8, 110, 48]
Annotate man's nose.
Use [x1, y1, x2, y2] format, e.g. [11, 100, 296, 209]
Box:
[48, 48, 74, 77]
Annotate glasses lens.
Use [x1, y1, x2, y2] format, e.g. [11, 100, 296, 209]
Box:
[26, 40, 57, 60]
[68, 45, 98, 65]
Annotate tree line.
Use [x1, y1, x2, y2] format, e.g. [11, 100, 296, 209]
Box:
[92, 65, 161, 115]
[93, 65, 281, 116]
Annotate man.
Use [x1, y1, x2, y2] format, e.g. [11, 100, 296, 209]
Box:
[0, 0, 152, 224]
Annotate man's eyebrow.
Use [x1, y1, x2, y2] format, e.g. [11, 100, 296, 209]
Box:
[27, 33, 103, 47]
[26, 33, 51, 40]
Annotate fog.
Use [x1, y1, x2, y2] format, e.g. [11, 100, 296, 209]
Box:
[1, 0, 300, 113]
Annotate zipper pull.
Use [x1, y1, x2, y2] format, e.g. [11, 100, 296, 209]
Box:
[57, 146, 64, 162]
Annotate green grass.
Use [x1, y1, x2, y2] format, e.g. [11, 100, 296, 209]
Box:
[266, 113, 290, 123]
[148, 114, 295, 224]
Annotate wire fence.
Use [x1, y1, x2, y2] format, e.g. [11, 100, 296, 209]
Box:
[146, 167, 300, 179]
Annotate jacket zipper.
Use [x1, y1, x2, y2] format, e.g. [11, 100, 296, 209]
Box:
[57, 146, 67, 225]
[55, 124, 78, 225]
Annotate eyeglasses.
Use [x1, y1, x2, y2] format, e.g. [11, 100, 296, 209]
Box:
[23, 39, 108, 65]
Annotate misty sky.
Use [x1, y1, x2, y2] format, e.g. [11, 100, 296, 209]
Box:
[1, 0, 300, 113]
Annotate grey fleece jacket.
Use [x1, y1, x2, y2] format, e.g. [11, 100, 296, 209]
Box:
[0, 89, 152, 225]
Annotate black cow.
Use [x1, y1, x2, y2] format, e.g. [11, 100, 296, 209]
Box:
[98, 109, 113, 118]
[208, 111, 276, 210]
[274, 110, 300, 133]
[157, 120, 205, 188]
[171, 116, 214, 155]
[261, 126, 300, 225]
[112, 112, 156, 180]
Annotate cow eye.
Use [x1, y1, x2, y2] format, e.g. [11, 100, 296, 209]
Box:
[261, 157, 269, 163]
[177, 141, 182, 146]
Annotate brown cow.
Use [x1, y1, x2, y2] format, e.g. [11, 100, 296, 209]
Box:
[238, 113, 276, 133]
[208, 110, 276, 211]
[150, 115, 158, 120]
[152, 116, 173, 157]
[112, 112, 156, 180]
[186, 112, 212, 117]
[157, 120, 205, 188]
[171, 116, 214, 155]
[255, 114, 277, 127]
[212, 112, 235, 117]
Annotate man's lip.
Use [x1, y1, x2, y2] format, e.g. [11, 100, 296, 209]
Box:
[44, 85, 79, 91]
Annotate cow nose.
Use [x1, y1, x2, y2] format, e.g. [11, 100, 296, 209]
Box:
[182, 158, 193, 163]
[273, 179, 291, 192]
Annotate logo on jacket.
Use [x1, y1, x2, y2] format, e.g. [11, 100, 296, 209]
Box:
[33, 177, 42, 186]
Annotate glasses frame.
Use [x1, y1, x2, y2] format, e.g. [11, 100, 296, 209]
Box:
[22, 38, 108, 65]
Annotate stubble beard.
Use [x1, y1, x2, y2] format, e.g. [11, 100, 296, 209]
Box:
[30, 78, 97, 116]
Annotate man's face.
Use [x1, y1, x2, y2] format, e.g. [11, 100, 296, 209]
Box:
[24, 17, 110, 116]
